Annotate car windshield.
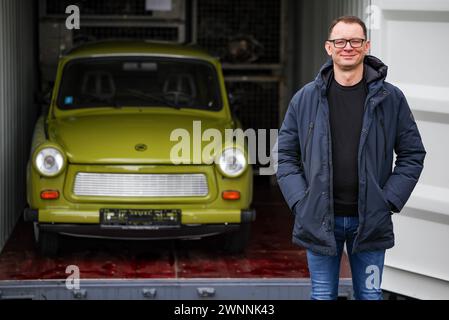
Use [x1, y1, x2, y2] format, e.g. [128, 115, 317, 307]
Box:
[57, 57, 222, 110]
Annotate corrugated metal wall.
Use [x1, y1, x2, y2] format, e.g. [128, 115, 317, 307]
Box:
[0, 0, 37, 251]
[286, 0, 370, 101]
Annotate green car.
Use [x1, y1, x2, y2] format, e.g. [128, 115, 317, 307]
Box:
[25, 41, 255, 256]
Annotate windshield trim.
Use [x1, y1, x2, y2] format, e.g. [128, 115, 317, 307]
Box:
[56, 56, 223, 111]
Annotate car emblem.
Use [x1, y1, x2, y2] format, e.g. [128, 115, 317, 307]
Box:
[135, 144, 147, 152]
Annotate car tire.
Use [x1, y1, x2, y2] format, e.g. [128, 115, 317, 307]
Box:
[38, 231, 60, 257]
[223, 223, 251, 254]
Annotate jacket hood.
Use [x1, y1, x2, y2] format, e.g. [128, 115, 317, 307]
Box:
[315, 55, 388, 90]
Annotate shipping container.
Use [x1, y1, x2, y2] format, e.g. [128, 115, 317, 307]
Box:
[1, 0, 448, 301]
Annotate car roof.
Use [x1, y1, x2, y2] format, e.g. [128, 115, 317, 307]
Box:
[63, 40, 216, 61]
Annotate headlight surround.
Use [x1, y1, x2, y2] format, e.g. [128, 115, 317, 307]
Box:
[34, 147, 65, 177]
[217, 147, 247, 178]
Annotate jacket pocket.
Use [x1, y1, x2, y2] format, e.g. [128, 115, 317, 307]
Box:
[293, 187, 310, 216]
[379, 186, 392, 212]
[381, 188, 394, 214]
[303, 122, 314, 163]
[373, 179, 391, 213]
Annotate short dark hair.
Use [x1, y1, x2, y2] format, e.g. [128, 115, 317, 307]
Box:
[328, 16, 367, 39]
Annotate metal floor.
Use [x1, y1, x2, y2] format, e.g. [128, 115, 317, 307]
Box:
[0, 176, 353, 299]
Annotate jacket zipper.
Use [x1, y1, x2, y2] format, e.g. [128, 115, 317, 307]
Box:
[380, 118, 387, 160]
[303, 122, 314, 162]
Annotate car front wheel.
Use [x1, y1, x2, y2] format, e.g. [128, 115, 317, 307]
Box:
[37, 231, 60, 257]
[223, 223, 251, 254]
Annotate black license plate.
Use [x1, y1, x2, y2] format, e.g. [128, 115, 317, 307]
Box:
[100, 208, 181, 228]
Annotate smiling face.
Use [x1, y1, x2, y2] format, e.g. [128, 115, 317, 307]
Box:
[325, 21, 370, 71]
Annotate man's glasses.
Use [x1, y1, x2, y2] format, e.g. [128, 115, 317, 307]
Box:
[327, 38, 366, 48]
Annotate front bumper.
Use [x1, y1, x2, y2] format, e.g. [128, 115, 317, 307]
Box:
[25, 208, 256, 240]
[38, 223, 241, 240]
[24, 207, 255, 224]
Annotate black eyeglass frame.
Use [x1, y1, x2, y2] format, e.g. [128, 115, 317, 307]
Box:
[327, 38, 366, 48]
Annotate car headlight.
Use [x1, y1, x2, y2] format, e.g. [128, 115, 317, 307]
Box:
[217, 148, 247, 178]
[35, 147, 65, 177]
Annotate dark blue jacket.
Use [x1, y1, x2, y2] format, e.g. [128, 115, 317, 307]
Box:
[276, 56, 426, 256]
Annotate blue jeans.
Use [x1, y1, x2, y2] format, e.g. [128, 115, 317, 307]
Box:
[306, 216, 385, 300]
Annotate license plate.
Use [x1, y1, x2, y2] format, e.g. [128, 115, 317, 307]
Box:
[100, 208, 181, 228]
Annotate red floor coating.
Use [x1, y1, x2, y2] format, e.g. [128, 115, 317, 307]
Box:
[0, 177, 351, 280]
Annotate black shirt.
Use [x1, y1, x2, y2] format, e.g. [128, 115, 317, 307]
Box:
[327, 75, 367, 217]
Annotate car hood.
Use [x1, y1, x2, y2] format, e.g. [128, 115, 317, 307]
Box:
[48, 112, 234, 164]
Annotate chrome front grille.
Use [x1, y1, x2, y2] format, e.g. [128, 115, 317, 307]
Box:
[73, 173, 208, 197]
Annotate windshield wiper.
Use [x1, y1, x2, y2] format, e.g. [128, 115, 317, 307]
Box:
[123, 89, 181, 109]
[82, 93, 122, 108]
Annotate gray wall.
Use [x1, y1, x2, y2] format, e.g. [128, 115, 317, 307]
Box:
[285, 0, 370, 102]
[0, 0, 37, 251]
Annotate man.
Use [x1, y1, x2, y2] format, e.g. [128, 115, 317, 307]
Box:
[276, 16, 426, 300]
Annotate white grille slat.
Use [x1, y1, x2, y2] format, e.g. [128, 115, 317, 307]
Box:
[73, 173, 208, 197]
